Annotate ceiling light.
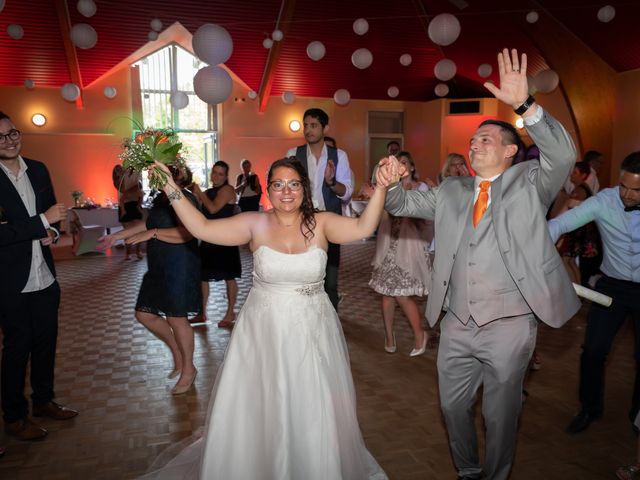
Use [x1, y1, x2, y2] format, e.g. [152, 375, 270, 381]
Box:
[289, 120, 301, 132]
[31, 113, 46, 127]
[515, 118, 524, 129]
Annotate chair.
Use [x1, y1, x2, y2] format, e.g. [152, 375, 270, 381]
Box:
[70, 210, 106, 256]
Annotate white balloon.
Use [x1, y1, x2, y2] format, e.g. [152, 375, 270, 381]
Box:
[527, 75, 537, 95]
[103, 86, 117, 99]
[399, 53, 412, 66]
[148, 31, 159, 41]
[435, 83, 449, 97]
[333, 89, 351, 105]
[192, 24, 234, 65]
[387, 86, 399, 98]
[271, 29, 283, 41]
[533, 69, 559, 93]
[306, 41, 326, 61]
[193, 66, 233, 105]
[150, 19, 163, 32]
[281, 91, 296, 104]
[170, 91, 189, 110]
[77, 0, 96, 18]
[263, 38, 273, 49]
[351, 48, 373, 69]
[353, 18, 369, 35]
[0, 0, 5, 13]
[477, 63, 492, 78]
[247, 90, 257, 99]
[526, 11, 539, 23]
[61, 83, 81, 102]
[70, 23, 98, 49]
[434, 58, 457, 81]
[7, 24, 24, 40]
[597, 5, 615, 23]
[428, 13, 461, 46]
[24, 79, 35, 89]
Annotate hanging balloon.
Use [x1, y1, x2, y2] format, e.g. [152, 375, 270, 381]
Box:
[148, 31, 159, 41]
[399, 54, 412, 66]
[434, 58, 456, 81]
[477, 63, 492, 78]
[61, 83, 81, 102]
[150, 18, 163, 32]
[0, 0, 5, 13]
[103, 86, 117, 99]
[170, 91, 189, 110]
[353, 18, 369, 35]
[7, 24, 24, 40]
[24, 79, 35, 89]
[428, 13, 461, 46]
[263, 38, 273, 49]
[193, 66, 233, 105]
[272, 30, 283, 41]
[247, 90, 257, 100]
[526, 11, 539, 23]
[192, 24, 234, 65]
[306, 41, 326, 61]
[527, 76, 537, 95]
[77, 0, 96, 18]
[70, 23, 98, 49]
[533, 69, 559, 93]
[281, 91, 296, 104]
[333, 89, 351, 106]
[351, 48, 373, 69]
[435, 83, 449, 97]
[597, 5, 615, 23]
[387, 86, 399, 98]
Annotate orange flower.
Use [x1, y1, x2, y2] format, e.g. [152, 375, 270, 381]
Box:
[157, 136, 169, 145]
[135, 134, 144, 143]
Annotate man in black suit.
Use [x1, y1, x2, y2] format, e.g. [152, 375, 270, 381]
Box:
[0, 111, 77, 441]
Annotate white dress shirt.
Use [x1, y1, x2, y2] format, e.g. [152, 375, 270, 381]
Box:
[0, 156, 55, 292]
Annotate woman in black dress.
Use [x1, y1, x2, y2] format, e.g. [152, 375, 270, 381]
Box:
[192, 161, 241, 328]
[112, 164, 144, 260]
[99, 166, 201, 395]
[234, 159, 262, 212]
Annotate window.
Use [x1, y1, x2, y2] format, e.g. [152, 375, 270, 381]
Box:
[135, 44, 219, 191]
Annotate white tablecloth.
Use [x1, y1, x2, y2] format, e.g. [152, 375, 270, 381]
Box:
[64, 208, 121, 233]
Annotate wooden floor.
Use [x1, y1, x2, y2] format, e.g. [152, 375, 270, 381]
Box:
[0, 238, 635, 479]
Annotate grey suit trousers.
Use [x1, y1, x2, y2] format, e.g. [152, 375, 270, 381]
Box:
[437, 312, 537, 480]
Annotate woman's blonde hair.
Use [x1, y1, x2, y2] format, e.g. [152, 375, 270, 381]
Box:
[440, 153, 468, 181]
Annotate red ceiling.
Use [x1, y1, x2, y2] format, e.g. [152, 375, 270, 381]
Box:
[0, 0, 638, 102]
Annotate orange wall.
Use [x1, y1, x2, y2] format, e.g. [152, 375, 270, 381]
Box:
[613, 69, 640, 174]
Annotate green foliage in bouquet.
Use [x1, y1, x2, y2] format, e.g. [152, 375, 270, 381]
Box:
[119, 128, 185, 189]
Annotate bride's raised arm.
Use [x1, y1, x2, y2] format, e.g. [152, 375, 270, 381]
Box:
[153, 161, 253, 247]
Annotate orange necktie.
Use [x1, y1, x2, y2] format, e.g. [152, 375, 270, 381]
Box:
[473, 180, 491, 228]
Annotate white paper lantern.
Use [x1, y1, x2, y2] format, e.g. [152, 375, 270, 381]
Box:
[527, 75, 537, 95]
[434, 58, 457, 81]
[61, 83, 81, 102]
[477, 63, 492, 78]
[306, 41, 326, 61]
[77, 0, 96, 18]
[247, 90, 257, 99]
[150, 18, 163, 32]
[399, 54, 412, 66]
[351, 48, 373, 69]
[7, 25, 24, 40]
[148, 31, 159, 41]
[192, 24, 234, 65]
[387, 86, 399, 98]
[0, 1, 5, 14]
[353, 18, 369, 35]
[170, 91, 189, 110]
[333, 89, 351, 105]
[428, 13, 461, 46]
[435, 83, 449, 97]
[103, 86, 117, 99]
[533, 69, 559, 93]
[263, 38, 273, 49]
[526, 11, 539, 23]
[193, 66, 233, 105]
[597, 5, 615, 23]
[272, 29, 283, 41]
[24, 79, 35, 89]
[281, 91, 296, 104]
[70, 23, 98, 49]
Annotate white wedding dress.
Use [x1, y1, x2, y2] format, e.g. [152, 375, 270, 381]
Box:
[142, 245, 387, 480]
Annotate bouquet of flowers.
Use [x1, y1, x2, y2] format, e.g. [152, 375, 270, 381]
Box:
[119, 128, 184, 189]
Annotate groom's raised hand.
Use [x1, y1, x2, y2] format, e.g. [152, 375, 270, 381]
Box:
[484, 48, 537, 118]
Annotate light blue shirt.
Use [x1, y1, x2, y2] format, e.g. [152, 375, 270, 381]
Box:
[548, 187, 640, 282]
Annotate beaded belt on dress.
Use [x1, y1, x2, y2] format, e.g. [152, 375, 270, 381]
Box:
[252, 276, 324, 296]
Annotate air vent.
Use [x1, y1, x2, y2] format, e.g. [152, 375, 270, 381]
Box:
[448, 100, 481, 115]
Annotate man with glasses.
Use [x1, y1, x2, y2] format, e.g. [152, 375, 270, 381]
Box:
[0, 111, 77, 441]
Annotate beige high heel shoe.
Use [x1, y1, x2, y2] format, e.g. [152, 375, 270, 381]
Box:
[384, 333, 397, 353]
[409, 331, 428, 357]
[171, 370, 197, 395]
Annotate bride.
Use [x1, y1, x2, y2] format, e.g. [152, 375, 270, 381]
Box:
[142, 156, 396, 479]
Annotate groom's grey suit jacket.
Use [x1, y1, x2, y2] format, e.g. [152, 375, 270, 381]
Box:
[385, 110, 581, 327]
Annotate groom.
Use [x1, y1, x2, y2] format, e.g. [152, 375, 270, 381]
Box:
[378, 49, 580, 479]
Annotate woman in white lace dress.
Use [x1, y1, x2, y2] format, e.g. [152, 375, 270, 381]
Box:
[369, 152, 433, 357]
[142, 157, 394, 480]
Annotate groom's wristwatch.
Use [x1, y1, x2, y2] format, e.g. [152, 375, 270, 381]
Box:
[514, 95, 535, 115]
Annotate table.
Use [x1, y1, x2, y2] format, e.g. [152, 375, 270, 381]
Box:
[64, 207, 121, 234]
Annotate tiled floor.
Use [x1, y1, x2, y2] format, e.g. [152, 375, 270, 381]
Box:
[0, 238, 635, 479]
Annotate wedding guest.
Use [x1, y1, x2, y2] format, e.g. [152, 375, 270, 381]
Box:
[235, 159, 262, 212]
[438, 152, 470, 183]
[113, 164, 144, 259]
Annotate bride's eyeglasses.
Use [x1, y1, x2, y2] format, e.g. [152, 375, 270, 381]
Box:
[269, 179, 303, 192]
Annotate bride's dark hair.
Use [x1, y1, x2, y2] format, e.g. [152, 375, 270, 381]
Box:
[267, 157, 318, 242]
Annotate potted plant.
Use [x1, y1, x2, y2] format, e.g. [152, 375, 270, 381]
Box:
[71, 190, 83, 207]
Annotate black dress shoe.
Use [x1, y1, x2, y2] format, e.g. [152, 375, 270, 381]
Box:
[565, 410, 601, 434]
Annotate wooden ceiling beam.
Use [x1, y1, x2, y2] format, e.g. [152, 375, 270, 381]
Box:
[54, 0, 84, 108]
[258, 0, 297, 113]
